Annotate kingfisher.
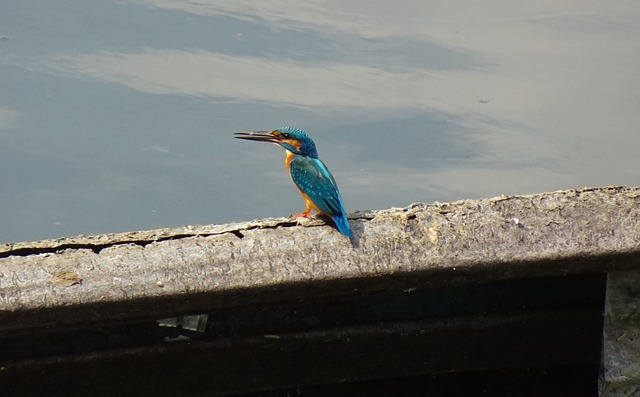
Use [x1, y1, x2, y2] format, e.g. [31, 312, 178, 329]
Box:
[234, 127, 353, 238]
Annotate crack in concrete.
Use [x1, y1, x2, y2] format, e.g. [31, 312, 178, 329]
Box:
[0, 212, 376, 258]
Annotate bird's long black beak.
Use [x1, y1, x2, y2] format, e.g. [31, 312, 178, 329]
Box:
[233, 131, 279, 143]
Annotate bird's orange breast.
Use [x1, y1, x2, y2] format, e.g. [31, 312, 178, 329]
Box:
[285, 151, 322, 214]
[300, 191, 322, 213]
[285, 150, 295, 171]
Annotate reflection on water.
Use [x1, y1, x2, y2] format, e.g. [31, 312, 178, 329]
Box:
[1, 0, 639, 243]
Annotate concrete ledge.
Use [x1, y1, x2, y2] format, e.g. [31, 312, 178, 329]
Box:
[1, 186, 639, 330]
[1, 185, 639, 395]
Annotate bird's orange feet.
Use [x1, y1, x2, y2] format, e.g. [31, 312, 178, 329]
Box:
[293, 209, 313, 219]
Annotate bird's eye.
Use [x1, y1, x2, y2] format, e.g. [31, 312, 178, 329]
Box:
[281, 133, 290, 139]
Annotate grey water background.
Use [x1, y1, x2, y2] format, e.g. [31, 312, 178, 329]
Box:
[1, 1, 639, 244]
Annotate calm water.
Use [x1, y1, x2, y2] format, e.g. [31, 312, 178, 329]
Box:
[1, 1, 639, 244]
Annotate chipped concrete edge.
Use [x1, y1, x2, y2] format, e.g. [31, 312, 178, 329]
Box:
[0, 185, 634, 257]
[0, 212, 382, 257]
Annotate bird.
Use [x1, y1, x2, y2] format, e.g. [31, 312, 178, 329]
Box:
[234, 127, 353, 238]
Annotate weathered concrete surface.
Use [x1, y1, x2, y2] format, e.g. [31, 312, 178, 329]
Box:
[1, 185, 639, 332]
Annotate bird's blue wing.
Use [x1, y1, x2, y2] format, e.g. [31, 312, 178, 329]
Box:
[289, 156, 342, 215]
[289, 156, 352, 237]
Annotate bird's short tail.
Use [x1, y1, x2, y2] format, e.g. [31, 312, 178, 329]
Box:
[333, 213, 353, 238]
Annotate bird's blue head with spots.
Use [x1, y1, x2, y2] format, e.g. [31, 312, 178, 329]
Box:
[234, 127, 319, 158]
